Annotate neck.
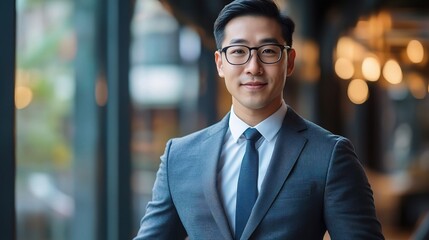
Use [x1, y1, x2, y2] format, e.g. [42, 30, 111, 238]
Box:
[233, 101, 283, 127]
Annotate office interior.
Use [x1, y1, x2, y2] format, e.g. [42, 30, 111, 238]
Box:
[1, 0, 429, 239]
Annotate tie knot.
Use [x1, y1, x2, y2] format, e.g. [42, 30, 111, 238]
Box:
[243, 128, 262, 142]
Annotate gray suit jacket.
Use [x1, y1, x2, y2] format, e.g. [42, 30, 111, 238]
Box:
[134, 108, 384, 240]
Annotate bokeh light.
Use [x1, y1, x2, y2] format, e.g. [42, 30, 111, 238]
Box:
[407, 73, 426, 99]
[15, 86, 33, 109]
[407, 40, 424, 64]
[335, 57, 354, 80]
[347, 79, 369, 104]
[383, 59, 403, 84]
[362, 56, 381, 81]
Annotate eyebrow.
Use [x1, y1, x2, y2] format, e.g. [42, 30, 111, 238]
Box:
[228, 38, 281, 45]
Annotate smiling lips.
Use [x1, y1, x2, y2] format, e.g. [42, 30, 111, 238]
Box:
[241, 81, 267, 90]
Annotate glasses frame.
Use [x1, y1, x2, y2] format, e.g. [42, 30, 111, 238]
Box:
[219, 44, 291, 65]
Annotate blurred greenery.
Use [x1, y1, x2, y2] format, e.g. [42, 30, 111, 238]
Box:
[16, 0, 73, 172]
[16, 2, 75, 239]
[19, 27, 70, 68]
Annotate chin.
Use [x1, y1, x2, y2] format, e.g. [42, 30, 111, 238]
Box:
[244, 102, 267, 110]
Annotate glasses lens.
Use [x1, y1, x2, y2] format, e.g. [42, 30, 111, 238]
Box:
[225, 46, 250, 65]
[258, 45, 282, 64]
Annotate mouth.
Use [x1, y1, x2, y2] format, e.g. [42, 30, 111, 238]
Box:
[241, 81, 268, 90]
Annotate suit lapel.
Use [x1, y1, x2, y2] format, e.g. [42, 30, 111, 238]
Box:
[201, 114, 234, 240]
[242, 108, 308, 239]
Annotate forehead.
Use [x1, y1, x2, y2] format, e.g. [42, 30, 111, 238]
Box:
[223, 15, 284, 46]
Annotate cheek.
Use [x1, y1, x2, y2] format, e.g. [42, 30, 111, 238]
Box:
[267, 66, 287, 82]
[224, 79, 237, 97]
[279, 65, 289, 81]
[222, 66, 241, 79]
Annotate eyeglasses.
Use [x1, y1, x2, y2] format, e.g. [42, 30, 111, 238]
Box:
[219, 44, 290, 65]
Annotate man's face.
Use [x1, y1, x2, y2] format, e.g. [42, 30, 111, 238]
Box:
[215, 15, 295, 117]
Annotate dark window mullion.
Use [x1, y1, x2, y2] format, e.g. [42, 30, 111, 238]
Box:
[0, 0, 17, 239]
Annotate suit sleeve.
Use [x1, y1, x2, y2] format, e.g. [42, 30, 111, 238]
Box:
[324, 137, 384, 239]
[134, 140, 187, 240]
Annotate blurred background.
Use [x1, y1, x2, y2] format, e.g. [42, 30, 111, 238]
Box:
[1, 0, 428, 239]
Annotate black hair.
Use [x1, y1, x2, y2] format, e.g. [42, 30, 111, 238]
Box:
[213, 0, 295, 49]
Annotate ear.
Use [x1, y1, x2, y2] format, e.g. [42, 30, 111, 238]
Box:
[215, 51, 225, 78]
[286, 48, 296, 76]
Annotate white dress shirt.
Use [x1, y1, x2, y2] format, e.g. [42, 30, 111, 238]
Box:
[217, 102, 288, 232]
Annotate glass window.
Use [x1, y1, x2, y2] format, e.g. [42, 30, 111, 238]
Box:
[16, 1, 75, 239]
[129, 0, 203, 233]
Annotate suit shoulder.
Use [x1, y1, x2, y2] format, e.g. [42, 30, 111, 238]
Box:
[170, 116, 228, 146]
[302, 118, 348, 145]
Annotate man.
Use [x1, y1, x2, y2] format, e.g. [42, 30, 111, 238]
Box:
[134, 0, 384, 239]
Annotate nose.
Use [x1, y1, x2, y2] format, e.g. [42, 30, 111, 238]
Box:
[245, 50, 263, 75]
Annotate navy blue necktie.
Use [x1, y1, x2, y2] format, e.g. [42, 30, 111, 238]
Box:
[235, 128, 262, 240]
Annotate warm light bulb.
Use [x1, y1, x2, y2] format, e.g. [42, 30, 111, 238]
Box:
[336, 37, 355, 59]
[407, 40, 424, 64]
[383, 59, 402, 84]
[15, 86, 33, 109]
[362, 56, 381, 81]
[335, 58, 354, 80]
[347, 79, 369, 104]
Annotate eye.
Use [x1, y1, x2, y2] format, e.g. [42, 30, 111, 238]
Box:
[231, 49, 245, 54]
[227, 46, 248, 55]
[260, 47, 278, 55]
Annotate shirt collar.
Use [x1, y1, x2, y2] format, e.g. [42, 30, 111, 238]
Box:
[229, 101, 288, 143]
